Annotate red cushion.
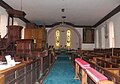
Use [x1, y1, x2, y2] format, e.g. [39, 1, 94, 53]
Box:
[75, 58, 90, 69]
[86, 67, 108, 83]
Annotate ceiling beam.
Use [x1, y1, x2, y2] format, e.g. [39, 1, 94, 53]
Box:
[93, 5, 120, 27]
[20, 17, 30, 23]
[0, 0, 13, 9]
[39, 22, 93, 28]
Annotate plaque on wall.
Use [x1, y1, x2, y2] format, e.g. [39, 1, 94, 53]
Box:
[83, 28, 94, 43]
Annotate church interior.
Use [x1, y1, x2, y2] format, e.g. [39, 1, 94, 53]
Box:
[0, 0, 120, 84]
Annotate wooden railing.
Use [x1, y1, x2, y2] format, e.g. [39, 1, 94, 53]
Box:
[0, 59, 40, 84]
[0, 33, 8, 48]
[0, 33, 17, 56]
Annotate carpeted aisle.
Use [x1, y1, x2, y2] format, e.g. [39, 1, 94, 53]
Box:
[43, 52, 80, 84]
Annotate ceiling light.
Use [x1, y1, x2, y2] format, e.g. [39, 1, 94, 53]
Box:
[62, 16, 66, 19]
[61, 9, 65, 12]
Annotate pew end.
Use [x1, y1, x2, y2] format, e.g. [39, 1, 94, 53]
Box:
[0, 74, 4, 84]
[98, 80, 114, 84]
[74, 58, 90, 80]
[106, 68, 120, 75]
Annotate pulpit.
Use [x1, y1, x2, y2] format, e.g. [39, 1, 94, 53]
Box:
[7, 25, 23, 43]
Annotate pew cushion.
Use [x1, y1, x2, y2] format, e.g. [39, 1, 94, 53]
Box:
[86, 67, 108, 83]
[75, 58, 90, 69]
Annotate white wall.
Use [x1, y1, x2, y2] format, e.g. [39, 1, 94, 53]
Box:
[0, 7, 26, 39]
[95, 12, 120, 48]
[0, 7, 8, 37]
[47, 26, 95, 50]
[95, 29, 99, 48]
[82, 44, 95, 50]
[110, 13, 120, 48]
[48, 26, 80, 49]
[101, 26, 105, 48]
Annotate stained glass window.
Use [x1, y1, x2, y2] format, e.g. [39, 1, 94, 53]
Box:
[66, 29, 71, 47]
[55, 29, 60, 47]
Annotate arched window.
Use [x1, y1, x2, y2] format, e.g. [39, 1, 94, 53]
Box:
[66, 29, 71, 47]
[109, 21, 115, 48]
[55, 29, 60, 47]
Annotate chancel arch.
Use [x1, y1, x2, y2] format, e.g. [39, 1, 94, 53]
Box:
[47, 24, 81, 49]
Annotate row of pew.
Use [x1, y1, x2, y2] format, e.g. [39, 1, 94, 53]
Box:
[0, 59, 40, 84]
[0, 49, 56, 84]
[67, 48, 120, 84]
[74, 58, 114, 84]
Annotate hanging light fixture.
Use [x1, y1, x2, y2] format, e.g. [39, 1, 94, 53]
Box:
[61, 8, 65, 12]
[61, 15, 66, 25]
[21, 0, 23, 11]
[61, 0, 66, 25]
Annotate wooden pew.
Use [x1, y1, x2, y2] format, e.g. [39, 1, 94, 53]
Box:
[39, 52, 49, 75]
[106, 68, 120, 76]
[88, 56, 120, 76]
[31, 51, 50, 76]
[83, 58, 120, 84]
[93, 55, 120, 65]
[109, 56, 120, 64]
[75, 58, 114, 84]
[86, 67, 113, 84]
[0, 74, 4, 84]
[94, 48, 120, 57]
[74, 58, 90, 84]
[0, 59, 40, 84]
[96, 58, 120, 68]
[25, 59, 40, 84]
[86, 54, 120, 66]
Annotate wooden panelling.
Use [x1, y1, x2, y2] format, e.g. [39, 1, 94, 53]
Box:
[83, 28, 94, 43]
[24, 28, 32, 39]
[0, 74, 5, 84]
[24, 28, 46, 49]
[0, 59, 40, 84]
[7, 25, 23, 43]
[16, 39, 34, 55]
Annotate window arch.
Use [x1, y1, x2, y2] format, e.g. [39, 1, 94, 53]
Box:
[55, 29, 60, 47]
[66, 29, 71, 47]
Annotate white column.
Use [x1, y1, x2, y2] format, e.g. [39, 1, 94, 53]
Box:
[101, 27, 105, 48]
[95, 29, 99, 48]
